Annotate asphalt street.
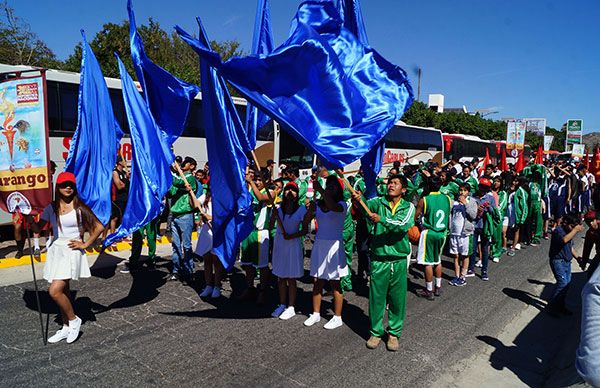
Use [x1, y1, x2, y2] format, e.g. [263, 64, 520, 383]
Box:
[0, 237, 581, 387]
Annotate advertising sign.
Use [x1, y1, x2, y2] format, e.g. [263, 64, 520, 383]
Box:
[0, 71, 51, 215]
[506, 119, 526, 150]
[543, 135, 554, 152]
[572, 144, 585, 158]
[566, 119, 583, 145]
[525, 118, 546, 137]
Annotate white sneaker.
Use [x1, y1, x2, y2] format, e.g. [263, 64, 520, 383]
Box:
[279, 306, 296, 320]
[66, 316, 82, 344]
[210, 287, 221, 298]
[324, 315, 343, 330]
[475, 261, 483, 268]
[303, 313, 321, 327]
[47, 326, 69, 343]
[514, 243, 521, 250]
[271, 304, 286, 318]
[492, 257, 500, 263]
[199, 286, 214, 298]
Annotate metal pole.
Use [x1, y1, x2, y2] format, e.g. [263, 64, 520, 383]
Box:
[417, 67, 422, 102]
[25, 221, 47, 346]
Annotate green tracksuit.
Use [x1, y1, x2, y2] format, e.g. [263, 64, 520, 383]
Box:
[529, 182, 543, 244]
[364, 196, 415, 338]
[130, 217, 159, 266]
[514, 186, 529, 225]
[440, 181, 460, 200]
[491, 191, 507, 259]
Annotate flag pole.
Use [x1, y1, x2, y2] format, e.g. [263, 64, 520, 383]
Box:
[249, 150, 287, 235]
[335, 169, 373, 217]
[24, 218, 47, 346]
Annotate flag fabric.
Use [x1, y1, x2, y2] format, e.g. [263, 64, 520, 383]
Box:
[128, 0, 199, 146]
[175, 0, 413, 169]
[479, 147, 491, 177]
[197, 18, 254, 270]
[103, 56, 174, 247]
[590, 147, 600, 181]
[515, 150, 525, 173]
[337, 0, 369, 46]
[65, 30, 123, 226]
[500, 148, 508, 172]
[534, 145, 544, 165]
[245, 0, 274, 150]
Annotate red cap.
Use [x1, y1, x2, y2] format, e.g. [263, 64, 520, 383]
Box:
[56, 172, 76, 185]
[284, 181, 298, 190]
[584, 211, 599, 221]
[479, 177, 492, 187]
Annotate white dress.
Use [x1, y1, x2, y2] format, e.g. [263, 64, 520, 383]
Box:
[43, 209, 91, 282]
[310, 201, 348, 280]
[194, 196, 214, 257]
[272, 206, 307, 278]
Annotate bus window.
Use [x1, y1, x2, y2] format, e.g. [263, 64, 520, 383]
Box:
[47, 81, 60, 134]
[182, 99, 205, 138]
[279, 129, 313, 169]
[58, 82, 79, 134]
[386, 126, 442, 151]
[109, 88, 129, 133]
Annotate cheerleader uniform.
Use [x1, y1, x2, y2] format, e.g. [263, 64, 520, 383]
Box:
[310, 201, 348, 280]
[194, 195, 213, 257]
[43, 208, 91, 282]
[272, 206, 307, 279]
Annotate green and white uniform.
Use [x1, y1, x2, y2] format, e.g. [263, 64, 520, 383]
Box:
[240, 189, 272, 268]
[417, 192, 452, 265]
[491, 190, 507, 259]
[514, 186, 529, 225]
[440, 181, 460, 200]
[364, 196, 415, 338]
[529, 182, 543, 243]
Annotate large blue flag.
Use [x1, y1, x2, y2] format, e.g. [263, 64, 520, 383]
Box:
[244, 0, 274, 150]
[65, 30, 123, 225]
[103, 56, 174, 247]
[197, 18, 254, 270]
[176, 0, 413, 169]
[128, 0, 199, 146]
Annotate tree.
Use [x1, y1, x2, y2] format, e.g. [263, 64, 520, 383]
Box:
[0, 1, 59, 67]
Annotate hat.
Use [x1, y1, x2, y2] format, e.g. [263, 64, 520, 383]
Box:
[266, 159, 275, 166]
[56, 172, 76, 185]
[284, 181, 298, 191]
[584, 211, 600, 221]
[478, 177, 492, 187]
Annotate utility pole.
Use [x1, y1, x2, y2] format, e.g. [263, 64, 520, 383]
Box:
[417, 67, 421, 102]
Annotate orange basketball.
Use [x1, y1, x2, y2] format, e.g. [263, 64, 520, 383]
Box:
[408, 226, 421, 244]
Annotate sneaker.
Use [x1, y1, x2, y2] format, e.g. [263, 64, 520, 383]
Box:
[386, 335, 399, 352]
[324, 315, 343, 330]
[366, 336, 382, 349]
[434, 287, 442, 297]
[514, 243, 521, 250]
[279, 306, 296, 320]
[199, 285, 214, 298]
[507, 249, 516, 257]
[456, 277, 467, 286]
[475, 261, 483, 268]
[169, 273, 180, 281]
[33, 248, 41, 259]
[482, 271, 489, 281]
[416, 289, 435, 301]
[120, 263, 130, 274]
[543, 233, 550, 240]
[66, 316, 82, 344]
[303, 313, 321, 327]
[530, 242, 539, 247]
[449, 277, 461, 286]
[492, 257, 500, 263]
[271, 304, 286, 318]
[465, 270, 476, 278]
[47, 326, 69, 343]
[210, 288, 221, 298]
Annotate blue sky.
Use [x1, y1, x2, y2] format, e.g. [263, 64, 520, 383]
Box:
[11, 0, 600, 133]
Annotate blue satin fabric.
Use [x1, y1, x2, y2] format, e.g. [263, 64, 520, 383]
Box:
[197, 19, 254, 270]
[128, 0, 199, 146]
[245, 0, 274, 150]
[65, 31, 123, 226]
[337, 0, 369, 46]
[176, 0, 413, 169]
[103, 56, 174, 247]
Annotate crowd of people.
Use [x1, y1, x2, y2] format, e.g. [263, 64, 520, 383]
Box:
[21, 152, 600, 351]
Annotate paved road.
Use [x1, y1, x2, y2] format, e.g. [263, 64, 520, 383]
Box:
[0, 237, 580, 387]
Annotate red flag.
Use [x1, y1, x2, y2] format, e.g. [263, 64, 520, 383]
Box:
[500, 149, 508, 172]
[590, 147, 600, 181]
[515, 150, 525, 173]
[534, 145, 543, 165]
[585, 149, 590, 170]
[479, 148, 491, 177]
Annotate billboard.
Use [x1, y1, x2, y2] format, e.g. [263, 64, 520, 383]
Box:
[544, 135, 554, 152]
[506, 119, 526, 150]
[525, 118, 546, 137]
[0, 71, 51, 215]
[572, 144, 585, 158]
[566, 119, 583, 145]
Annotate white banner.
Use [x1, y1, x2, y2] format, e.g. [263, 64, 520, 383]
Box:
[572, 144, 585, 158]
[543, 135, 554, 152]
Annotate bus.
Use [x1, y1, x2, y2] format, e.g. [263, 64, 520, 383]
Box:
[443, 133, 532, 164]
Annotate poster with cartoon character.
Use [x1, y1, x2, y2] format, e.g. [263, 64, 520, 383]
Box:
[0, 72, 51, 215]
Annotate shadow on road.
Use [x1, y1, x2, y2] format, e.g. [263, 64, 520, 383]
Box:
[502, 288, 546, 311]
[22, 289, 103, 326]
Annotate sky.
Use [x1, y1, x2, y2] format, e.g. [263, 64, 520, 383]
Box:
[10, 0, 600, 133]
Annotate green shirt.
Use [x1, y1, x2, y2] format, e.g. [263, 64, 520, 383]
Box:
[440, 181, 460, 200]
[422, 192, 452, 233]
[168, 172, 197, 216]
[365, 196, 415, 260]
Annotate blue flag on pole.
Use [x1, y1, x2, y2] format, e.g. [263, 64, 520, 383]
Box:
[65, 30, 123, 226]
[175, 0, 412, 169]
[245, 0, 274, 150]
[196, 18, 254, 270]
[103, 56, 174, 247]
[128, 0, 199, 145]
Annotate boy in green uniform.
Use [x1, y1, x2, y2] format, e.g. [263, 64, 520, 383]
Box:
[440, 170, 460, 199]
[491, 176, 508, 262]
[352, 174, 415, 351]
[528, 171, 544, 246]
[457, 165, 479, 194]
[415, 176, 452, 300]
[512, 177, 529, 251]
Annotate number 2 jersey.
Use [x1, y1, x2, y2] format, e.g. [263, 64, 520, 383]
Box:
[422, 192, 452, 234]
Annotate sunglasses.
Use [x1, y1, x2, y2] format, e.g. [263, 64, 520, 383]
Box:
[58, 182, 75, 189]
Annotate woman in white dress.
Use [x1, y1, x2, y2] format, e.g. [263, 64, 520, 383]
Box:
[304, 176, 348, 330]
[29, 172, 103, 344]
[196, 190, 223, 299]
[269, 182, 312, 320]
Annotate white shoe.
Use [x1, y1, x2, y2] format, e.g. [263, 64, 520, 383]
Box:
[324, 315, 343, 330]
[303, 313, 321, 327]
[475, 261, 482, 268]
[47, 326, 69, 344]
[272, 304, 286, 318]
[279, 306, 296, 320]
[66, 316, 82, 344]
[514, 243, 521, 250]
[199, 286, 214, 298]
[210, 287, 221, 298]
[492, 257, 500, 263]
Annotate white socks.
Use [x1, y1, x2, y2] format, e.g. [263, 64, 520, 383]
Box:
[435, 277, 442, 288]
[426, 281, 433, 291]
[34, 238, 40, 250]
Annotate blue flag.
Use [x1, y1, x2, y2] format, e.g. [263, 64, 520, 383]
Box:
[65, 30, 123, 226]
[103, 56, 174, 247]
[337, 0, 383, 199]
[128, 0, 199, 146]
[197, 18, 254, 270]
[245, 0, 274, 150]
[176, 1, 413, 169]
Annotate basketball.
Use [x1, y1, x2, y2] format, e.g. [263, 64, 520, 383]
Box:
[408, 226, 421, 244]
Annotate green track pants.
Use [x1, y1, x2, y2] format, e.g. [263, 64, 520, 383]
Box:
[130, 217, 159, 265]
[341, 227, 355, 292]
[530, 204, 543, 244]
[369, 259, 407, 338]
